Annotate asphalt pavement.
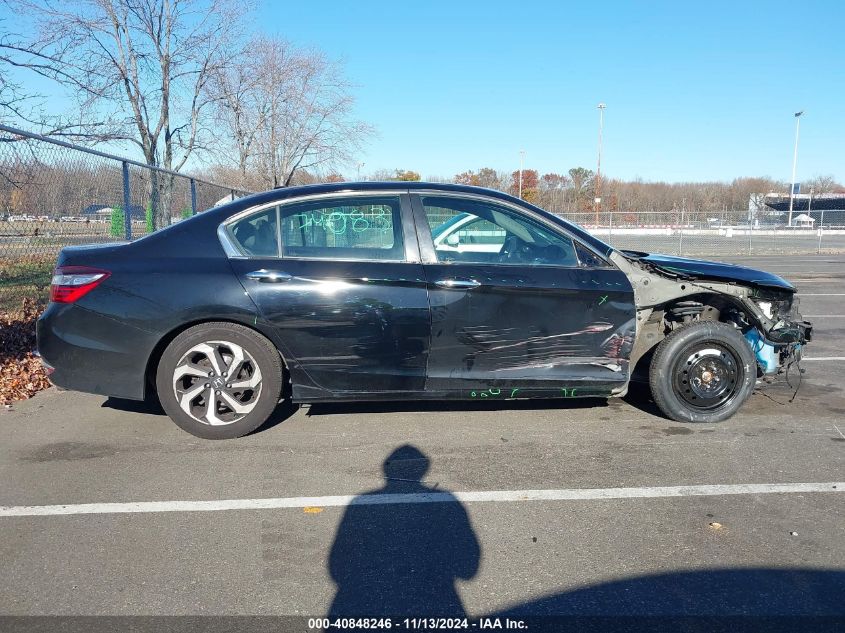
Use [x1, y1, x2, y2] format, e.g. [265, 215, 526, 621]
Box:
[0, 255, 843, 626]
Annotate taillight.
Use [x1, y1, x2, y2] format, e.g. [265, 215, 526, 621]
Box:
[49, 266, 111, 303]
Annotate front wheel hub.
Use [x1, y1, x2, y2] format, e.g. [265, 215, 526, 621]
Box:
[673, 344, 742, 410]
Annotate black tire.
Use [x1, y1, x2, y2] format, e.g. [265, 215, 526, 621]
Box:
[155, 322, 283, 439]
[648, 321, 756, 423]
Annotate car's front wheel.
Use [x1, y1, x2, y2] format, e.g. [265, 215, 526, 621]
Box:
[156, 322, 283, 439]
[649, 321, 756, 423]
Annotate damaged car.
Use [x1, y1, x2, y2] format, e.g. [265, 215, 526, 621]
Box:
[37, 182, 812, 438]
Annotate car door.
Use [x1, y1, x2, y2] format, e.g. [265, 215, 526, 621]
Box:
[224, 192, 431, 398]
[411, 192, 636, 398]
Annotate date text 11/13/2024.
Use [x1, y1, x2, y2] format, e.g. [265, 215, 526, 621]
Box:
[308, 617, 528, 629]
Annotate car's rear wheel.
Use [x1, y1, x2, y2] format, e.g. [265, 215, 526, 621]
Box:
[649, 321, 756, 423]
[156, 322, 283, 439]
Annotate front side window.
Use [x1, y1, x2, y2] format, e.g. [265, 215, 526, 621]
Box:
[280, 196, 404, 260]
[422, 196, 578, 267]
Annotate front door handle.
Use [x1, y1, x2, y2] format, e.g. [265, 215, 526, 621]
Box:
[434, 278, 481, 289]
[245, 269, 292, 283]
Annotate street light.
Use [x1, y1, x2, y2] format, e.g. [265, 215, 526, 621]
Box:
[788, 111, 803, 226]
[595, 103, 606, 225]
[518, 150, 525, 199]
[356, 162, 365, 181]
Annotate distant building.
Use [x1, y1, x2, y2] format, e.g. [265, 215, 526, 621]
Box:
[82, 204, 146, 220]
[755, 193, 845, 225]
[792, 213, 815, 227]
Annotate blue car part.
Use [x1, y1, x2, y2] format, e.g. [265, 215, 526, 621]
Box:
[744, 328, 778, 374]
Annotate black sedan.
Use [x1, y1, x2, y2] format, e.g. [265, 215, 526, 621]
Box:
[37, 182, 812, 438]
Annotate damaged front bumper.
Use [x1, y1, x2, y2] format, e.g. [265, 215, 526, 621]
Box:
[744, 315, 812, 378]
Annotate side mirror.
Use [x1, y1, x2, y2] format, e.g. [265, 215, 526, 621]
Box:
[446, 233, 460, 246]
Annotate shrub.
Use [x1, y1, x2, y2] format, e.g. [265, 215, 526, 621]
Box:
[145, 201, 154, 233]
[109, 205, 125, 238]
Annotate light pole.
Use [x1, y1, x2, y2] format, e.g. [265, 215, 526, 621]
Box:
[595, 103, 606, 225]
[788, 111, 803, 226]
[518, 150, 525, 199]
[356, 162, 365, 181]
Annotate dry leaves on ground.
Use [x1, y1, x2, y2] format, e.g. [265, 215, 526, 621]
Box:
[1, 299, 50, 405]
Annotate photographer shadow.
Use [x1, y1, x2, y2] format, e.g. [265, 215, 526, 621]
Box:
[327, 444, 480, 617]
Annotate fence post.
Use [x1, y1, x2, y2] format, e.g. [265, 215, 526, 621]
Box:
[748, 217, 753, 255]
[122, 161, 132, 240]
[817, 207, 825, 254]
[678, 206, 685, 256]
[190, 178, 197, 216]
[607, 210, 613, 245]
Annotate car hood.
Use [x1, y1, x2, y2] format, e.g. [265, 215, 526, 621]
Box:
[624, 251, 795, 292]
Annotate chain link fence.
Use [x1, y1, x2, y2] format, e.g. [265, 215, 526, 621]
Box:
[555, 210, 845, 258]
[0, 124, 251, 311]
[3, 124, 845, 312]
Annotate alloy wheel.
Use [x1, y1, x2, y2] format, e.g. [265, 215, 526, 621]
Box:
[172, 340, 263, 426]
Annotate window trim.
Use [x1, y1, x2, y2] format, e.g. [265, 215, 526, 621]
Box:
[219, 190, 418, 263]
[410, 192, 611, 269]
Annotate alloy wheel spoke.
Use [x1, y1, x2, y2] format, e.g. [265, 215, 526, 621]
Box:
[229, 365, 262, 390]
[219, 390, 254, 415]
[193, 343, 225, 375]
[204, 388, 228, 426]
[178, 382, 207, 415]
[225, 344, 246, 380]
[173, 362, 208, 381]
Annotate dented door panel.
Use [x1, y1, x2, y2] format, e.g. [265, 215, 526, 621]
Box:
[422, 263, 636, 394]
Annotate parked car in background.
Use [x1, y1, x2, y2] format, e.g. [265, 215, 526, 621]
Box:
[37, 182, 812, 438]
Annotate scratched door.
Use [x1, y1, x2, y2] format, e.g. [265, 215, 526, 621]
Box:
[411, 193, 636, 396]
[228, 193, 431, 395]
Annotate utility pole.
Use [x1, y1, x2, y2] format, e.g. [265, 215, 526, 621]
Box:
[595, 103, 606, 225]
[518, 150, 525, 199]
[788, 111, 803, 226]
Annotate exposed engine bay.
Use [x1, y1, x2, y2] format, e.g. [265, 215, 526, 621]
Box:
[609, 250, 813, 385]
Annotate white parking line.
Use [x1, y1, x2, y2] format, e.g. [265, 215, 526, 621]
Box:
[802, 357, 845, 362]
[0, 482, 841, 517]
[800, 294, 845, 296]
[803, 315, 845, 317]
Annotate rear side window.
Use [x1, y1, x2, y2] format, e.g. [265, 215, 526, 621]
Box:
[229, 207, 279, 257]
[280, 196, 404, 260]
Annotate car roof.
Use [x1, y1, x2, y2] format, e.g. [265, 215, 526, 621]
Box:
[244, 181, 516, 206]
[203, 181, 614, 257]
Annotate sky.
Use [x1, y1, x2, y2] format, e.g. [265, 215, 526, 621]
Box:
[254, 0, 845, 183]
[3, 1, 843, 185]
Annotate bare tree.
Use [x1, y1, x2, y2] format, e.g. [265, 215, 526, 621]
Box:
[210, 37, 373, 190]
[206, 37, 268, 185]
[3, 0, 243, 228]
[805, 174, 843, 194]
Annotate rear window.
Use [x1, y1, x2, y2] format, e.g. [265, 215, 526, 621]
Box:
[279, 196, 404, 260]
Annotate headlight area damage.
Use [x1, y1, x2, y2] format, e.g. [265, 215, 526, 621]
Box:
[610, 251, 813, 387]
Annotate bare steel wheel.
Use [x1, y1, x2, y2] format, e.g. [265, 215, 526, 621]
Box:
[172, 340, 263, 426]
[649, 321, 756, 423]
[673, 344, 742, 411]
[156, 323, 283, 439]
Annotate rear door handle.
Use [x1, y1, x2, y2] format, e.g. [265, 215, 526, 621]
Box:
[433, 278, 481, 289]
[245, 269, 292, 283]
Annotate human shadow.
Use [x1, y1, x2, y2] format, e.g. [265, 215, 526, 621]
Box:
[327, 444, 480, 617]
